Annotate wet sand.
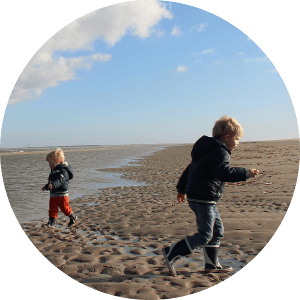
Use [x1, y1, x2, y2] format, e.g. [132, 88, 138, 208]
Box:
[20, 140, 299, 299]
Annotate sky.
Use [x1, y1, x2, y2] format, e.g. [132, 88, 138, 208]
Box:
[0, 0, 299, 148]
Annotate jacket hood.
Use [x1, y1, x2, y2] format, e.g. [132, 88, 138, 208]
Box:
[191, 135, 230, 161]
[55, 162, 74, 179]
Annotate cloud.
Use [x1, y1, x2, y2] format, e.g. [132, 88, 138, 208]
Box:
[169, 65, 189, 74]
[171, 26, 183, 36]
[213, 60, 222, 65]
[237, 52, 245, 56]
[150, 29, 166, 38]
[243, 56, 269, 63]
[192, 48, 215, 56]
[190, 23, 207, 32]
[9, 53, 112, 104]
[203, 48, 215, 54]
[9, 0, 173, 104]
[176, 65, 189, 72]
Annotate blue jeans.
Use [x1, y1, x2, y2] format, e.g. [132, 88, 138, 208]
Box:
[186, 201, 224, 249]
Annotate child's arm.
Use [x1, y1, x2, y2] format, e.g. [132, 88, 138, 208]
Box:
[210, 149, 255, 182]
[176, 164, 190, 193]
[176, 164, 190, 204]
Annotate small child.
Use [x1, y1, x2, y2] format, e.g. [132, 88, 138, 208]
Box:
[42, 148, 77, 228]
[162, 116, 259, 276]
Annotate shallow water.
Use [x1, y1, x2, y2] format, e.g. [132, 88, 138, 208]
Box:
[1, 144, 165, 223]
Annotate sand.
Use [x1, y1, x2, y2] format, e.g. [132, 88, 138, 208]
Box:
[20, 140, 299, 299]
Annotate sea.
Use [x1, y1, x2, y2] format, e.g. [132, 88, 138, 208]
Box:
[1, 144, 167, 224]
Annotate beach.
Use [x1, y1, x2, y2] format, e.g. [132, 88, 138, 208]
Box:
[8, 140, 300, 299]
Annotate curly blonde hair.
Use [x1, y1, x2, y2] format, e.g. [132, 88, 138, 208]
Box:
[212, 116, 244, 139]
[46, 148, 65, 164]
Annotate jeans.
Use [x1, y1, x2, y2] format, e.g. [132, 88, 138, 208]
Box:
[186, 201, 224, 250]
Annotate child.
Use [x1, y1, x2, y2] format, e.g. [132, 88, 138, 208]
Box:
[162, 116, 259, 276]
[42, 148, 77, 228]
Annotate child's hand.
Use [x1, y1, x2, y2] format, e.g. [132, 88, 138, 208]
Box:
[42, 182, 53, 191]
[249, 169, 260, 178]
[42, 183, 49, 191]
[177, 192, 185, 203]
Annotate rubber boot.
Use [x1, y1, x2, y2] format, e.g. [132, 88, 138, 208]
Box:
[162, 237, 192, 276]
[68, 212, 77, 227]
[42, 217, 56, 228]
[204, 246, 233, 273]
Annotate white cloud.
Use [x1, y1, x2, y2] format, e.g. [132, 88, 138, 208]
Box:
[150, 28, 166, 38]
[176, 65, 189, 72]
[213, 60, 222, 65]
[169, 65, 189, 73]
[9, 53, 112, 104]
[9, 0, 173, 104]
[203, 48, 215, 54]
[243, 56, 269, 63]
[237, 52, 245, 56]
[171, 26, 183, 36]
[190, 23, 207, 32]
[192, 48, 215, 56]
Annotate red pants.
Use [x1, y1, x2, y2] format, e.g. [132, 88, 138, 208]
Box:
[49, 196, 72, 218]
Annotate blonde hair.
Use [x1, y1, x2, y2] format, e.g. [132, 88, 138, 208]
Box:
[46, 148, 65, 164]
[212, 116, 243, 139]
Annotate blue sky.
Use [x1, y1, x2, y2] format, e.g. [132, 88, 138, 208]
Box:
[1, 0, 299, 148]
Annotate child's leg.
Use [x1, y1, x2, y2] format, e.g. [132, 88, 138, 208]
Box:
[162, 202, 214, 277]
[49, 197, 59, 218]
[204, 206, 232, 272]
[202, 208, 223, 268]
[185, 202, 216, 250]
[206, 205, 224, 247]
[58, 196, 72, 217]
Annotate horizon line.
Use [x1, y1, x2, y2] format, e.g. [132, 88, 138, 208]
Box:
[0, 137, 299, 150]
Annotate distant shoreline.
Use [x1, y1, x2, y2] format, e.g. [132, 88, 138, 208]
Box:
[0, 144, 173, 156]
[242, 138, 299, 144]
[1, 138, 299, 156]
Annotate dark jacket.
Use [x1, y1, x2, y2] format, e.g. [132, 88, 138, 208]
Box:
[45, 162, 74, 195]
[176, 136, 250, 202]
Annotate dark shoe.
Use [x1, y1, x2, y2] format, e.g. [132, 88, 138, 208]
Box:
[42, 217, 56, 228]
[162, 238, 192, 277]
[68, 212, 77, 227]
[203, 246, 233, 273]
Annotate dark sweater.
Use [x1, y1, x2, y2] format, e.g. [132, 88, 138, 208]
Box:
[176, 136, 249, 202]
[44, 162, 74, 196]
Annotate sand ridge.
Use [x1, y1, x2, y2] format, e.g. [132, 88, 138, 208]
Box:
[21, 140, 299, 299]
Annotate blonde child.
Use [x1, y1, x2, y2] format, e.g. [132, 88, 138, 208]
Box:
[162, 116, 259, 276]
[42, 148, 77, 228]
